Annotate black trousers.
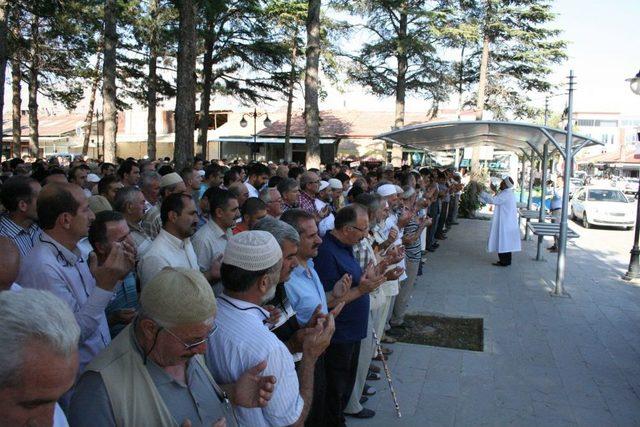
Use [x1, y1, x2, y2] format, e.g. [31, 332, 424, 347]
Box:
[323, 341, 361, 427]
[304, 354, 327, 427]
[498, 252, 512, 265]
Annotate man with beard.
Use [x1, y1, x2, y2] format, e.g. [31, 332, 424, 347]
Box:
[207, 231, 336, 426]
[315, 180, 335, 236]
[138, 193, 200, 287]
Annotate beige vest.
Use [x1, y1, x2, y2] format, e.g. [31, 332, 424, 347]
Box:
[86, 325, 212, 427]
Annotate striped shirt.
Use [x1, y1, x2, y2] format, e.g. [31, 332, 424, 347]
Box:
[0, 214, 42, 257]
[206, 295, 303, 427]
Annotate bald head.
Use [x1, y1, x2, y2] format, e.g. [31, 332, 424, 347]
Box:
[0, 238, 20, 290]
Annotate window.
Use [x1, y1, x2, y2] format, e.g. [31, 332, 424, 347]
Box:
[587, 189, 627, 203]
[577, 119, 595, 127]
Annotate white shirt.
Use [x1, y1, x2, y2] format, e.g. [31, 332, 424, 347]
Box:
[245, 181, 260, 198]
[192, 220, 232, 273]
[138, 229, 199, 287]
[54, 403, 69, 427]
[314, 199, 334, 237]
[206, 295, 303, 427]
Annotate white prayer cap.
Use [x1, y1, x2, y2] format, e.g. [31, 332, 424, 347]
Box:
[319, 180, 329, 192]
[503, 176, 514, 188]
[160, 172, 183, 188]
[328, 178, 343, 190]
[223, 230, 282, 271]
[87, 173, 100, 183]
[395, 185, 403, 194]
[377, 184, 397, 197]
[197, 170, 205, 177]
[141, 267, 216, 326]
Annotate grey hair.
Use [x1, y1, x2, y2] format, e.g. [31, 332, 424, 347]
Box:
[259, 186, 272, 203]
[113, 185, 142, 212]
[299, 172, 317, 190]
[0, 289, 80, 388]
[253, 216, 300, 245]
[140, 171, 161, 189]
[277, 178, 299, 196]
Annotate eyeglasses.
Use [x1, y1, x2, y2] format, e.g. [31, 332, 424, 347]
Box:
[349, 224, 368, 233]
[163, 324, 217, 350]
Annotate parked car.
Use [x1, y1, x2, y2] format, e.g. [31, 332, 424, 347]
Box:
[624, 178, 639, 194]
[570, 187, 635, 230]
[568, 178, 584, 198]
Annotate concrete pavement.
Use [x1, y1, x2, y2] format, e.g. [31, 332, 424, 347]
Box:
[350, 218, 640, 426]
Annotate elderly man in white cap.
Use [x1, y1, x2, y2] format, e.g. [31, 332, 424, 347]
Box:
[70, 267, 277, 427]
[142, 171, 188, 239]
[315, 180, 334, 236]
[207, 230, 336, 427]
[479, 176, 521, 266]
[328, 178, 343, 212]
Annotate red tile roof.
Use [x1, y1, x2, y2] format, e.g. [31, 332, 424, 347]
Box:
[2, 113, 91, 136]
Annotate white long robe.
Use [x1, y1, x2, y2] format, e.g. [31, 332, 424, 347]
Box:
[480, 188, 522, 253]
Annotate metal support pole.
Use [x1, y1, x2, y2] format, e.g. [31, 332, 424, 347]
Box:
[524, 151, 535, 240]
[536, 143, 549, 260]
[554, 71, 575, 296]
[622, 184, 640, 280]
[519, 154, 526, 237]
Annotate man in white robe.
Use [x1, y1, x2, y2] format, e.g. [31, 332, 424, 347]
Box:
[479, 176, 521, 266]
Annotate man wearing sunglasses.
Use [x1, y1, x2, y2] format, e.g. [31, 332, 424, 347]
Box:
[70, 267, 276, 427]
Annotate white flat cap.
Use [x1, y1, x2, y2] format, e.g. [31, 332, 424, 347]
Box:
[319, 180, 329, 192]
[160, 172, 183, 188]
[377, 184, 397, 197]
[223, 230, 282, 271]
[328, 178, 343, 190]
[141, 267, 216, 325]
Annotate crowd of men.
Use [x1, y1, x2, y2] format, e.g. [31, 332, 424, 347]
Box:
[0, 154, 465, 426]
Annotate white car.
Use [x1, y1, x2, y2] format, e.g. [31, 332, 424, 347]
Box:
[570, 187, 635, 229]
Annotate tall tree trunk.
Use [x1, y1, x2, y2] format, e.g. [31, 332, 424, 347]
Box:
[27, 15, 39, 156]
[82, 55, 102, 157]
[102, 0, 118, 163]
[284, 32, 298, 163]
[10, 4, 21, 157]
[11, 59, 20, 157]
[147, 0, 158, 160]
[394, 7, 408, 129]
[304, 0, 321, 169]
[174, 0, 196, 169]
[0, 0, 7, 156]
[475, 33, 490, 121]
[457, 45, 465, 120]
[197, 18, 214, 159]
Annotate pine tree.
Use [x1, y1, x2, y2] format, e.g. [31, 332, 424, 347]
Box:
[446, 0, 567, 120]
[335, 0, 452, 128]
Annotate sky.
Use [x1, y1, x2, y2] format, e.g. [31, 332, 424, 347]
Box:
[319, 0, 640, 116]
[3, 0, 640, 118]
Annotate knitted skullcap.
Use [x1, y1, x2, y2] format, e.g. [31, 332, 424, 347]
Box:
[328, 178, 343, 190]
[88, 195, 113, 214]
[223, 230, 282, 271]
[377, 184, 396, 197]
[160, 172, 183, 188]
[319, 180, 329, 192]
[141, 267, 216, 325]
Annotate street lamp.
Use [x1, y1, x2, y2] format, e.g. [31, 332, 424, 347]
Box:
[622, 69, 640, 281]
[240, 108, 271, 160]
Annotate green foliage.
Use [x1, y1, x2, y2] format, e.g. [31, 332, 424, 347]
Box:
[459, 180, 486, 218]
[444, 0, 567, 119]
[334, 0, 452, 112]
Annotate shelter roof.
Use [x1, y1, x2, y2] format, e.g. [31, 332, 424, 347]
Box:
[376, 120, 604, 159]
